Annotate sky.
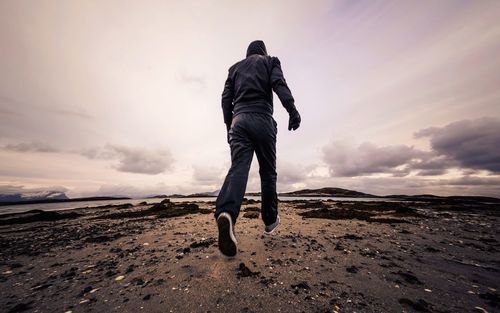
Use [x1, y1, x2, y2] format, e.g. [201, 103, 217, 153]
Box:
[1, 0, 499, 198]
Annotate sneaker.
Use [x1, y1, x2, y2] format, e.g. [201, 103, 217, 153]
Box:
[264, 215, 280, 235]
[217, 212, 237, 257]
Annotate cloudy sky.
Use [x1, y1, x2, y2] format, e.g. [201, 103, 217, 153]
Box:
[1, 0, 499, 198]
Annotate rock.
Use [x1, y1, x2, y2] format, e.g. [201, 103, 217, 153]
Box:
[396, 271, 423, 285]
[243, 212, 259, 219]
[0, 210, 81, 226]
[237, 262, 260, 278]
[78, 286, 93, 297]
[190, 238, 216, 248]
[346, 266, 359, 273]
[131, 277, 145, 285]
[398, 298, 430, 312]
[244, 207, 260, 212]
[291, 282, 310, 290]
[7, 302, 33, 313]
[479, 292, 500, 308]
[115, 275, 125, 281]
[160, 198, 171, 204]
[343, 234, 363, 240]
[143, 294, 151, 300]
[125, 265, 135, 273]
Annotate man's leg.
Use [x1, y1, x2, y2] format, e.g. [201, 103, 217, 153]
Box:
[215, 117, 254, 224]
[253, 115, 278, 226]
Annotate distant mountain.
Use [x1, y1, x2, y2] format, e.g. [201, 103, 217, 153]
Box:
[186, 190, 220, 197]
[385, 194, 500, 204]
[0, 195, 131, 206]
[0, 190, 68, 203]
[147, 194, 169, 199]
[279, 187, 377, 198]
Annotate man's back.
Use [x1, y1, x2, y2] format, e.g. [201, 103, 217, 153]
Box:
[221, 40, 297, 127]
[230, 54, 274, 115]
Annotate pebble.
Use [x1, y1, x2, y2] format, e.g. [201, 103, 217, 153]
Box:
[115, 275, 125, 281]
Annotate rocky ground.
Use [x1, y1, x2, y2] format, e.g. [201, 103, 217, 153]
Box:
[0, 199, 499, 313]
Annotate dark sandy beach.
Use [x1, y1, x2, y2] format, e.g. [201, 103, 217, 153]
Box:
[0, 199, 499, 313]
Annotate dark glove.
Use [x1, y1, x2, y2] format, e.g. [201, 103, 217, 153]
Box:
[288, 109, 301, 131]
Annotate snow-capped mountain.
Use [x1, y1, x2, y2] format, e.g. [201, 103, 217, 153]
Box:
[0, 191, 68, 203]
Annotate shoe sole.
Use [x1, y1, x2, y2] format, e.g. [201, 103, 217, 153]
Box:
[264, 216, 280, 235]
[217, 214, 237, 257]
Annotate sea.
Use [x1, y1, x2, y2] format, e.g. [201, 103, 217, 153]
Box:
[0, 196, 391, 215]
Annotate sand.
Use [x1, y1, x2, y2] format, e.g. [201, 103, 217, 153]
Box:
[0, 199, 498, 313]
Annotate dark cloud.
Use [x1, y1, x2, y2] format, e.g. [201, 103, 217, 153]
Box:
[3, 141, 59, 153]
[322, 141, 427, 177]
[415, 117, 500, 173]
[80, 145, 174, 175]
[407, 156, 456, 176]
[323, 117, 500, 178]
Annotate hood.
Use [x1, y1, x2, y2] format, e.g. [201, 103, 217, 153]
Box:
[246, 40, 267, 57]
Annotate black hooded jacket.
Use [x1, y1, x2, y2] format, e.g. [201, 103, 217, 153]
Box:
[221, 40, 296, 126]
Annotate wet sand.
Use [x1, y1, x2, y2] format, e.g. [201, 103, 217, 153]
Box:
[0, 199, 499, 313]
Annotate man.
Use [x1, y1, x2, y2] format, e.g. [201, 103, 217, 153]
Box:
[214, 40, 301, 257]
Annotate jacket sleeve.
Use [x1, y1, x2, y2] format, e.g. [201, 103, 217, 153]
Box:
[221, 68, 234, 126]
[270, 57, 296, 113]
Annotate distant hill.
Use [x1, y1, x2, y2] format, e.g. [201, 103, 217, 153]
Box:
[147, 194, 169, 199]
[185, 190, 220, 197]
[385, 194, 500, 204]
[279, 187, 377, 198]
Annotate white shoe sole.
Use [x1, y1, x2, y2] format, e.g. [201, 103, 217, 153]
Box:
[217, 212, 237, 257]
[264, 215, 280, 235]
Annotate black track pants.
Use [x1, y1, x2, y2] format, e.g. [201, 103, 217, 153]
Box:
[215, 112, 278, 226]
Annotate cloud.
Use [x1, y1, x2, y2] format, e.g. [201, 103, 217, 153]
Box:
[277, 162, 310, 184]
[80, 145, 174, 175]
[176, 69, 206, 91]
[322, 141, 427, 177]
[192, 165, 224, 184]
[415, 117, 500, 173]
[3, 141, 59, 153]
[407, 156, 456, 176]
[47, 107, 92, 120]
[323, 118, 500, 178]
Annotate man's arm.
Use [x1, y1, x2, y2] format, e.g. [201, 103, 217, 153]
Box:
[270, 57, 296, 114]
[221, 69, 234, 129]
[270, 57, 301, 130]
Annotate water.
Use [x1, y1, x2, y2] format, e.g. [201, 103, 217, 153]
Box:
[0, 196, 393, 215]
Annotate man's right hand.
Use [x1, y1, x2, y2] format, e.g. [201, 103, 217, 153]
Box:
[288, 109, 301, 131]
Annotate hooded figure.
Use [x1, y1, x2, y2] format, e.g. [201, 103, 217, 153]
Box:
[246, 40, 268, 57]
[215, 40, 301, 257]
